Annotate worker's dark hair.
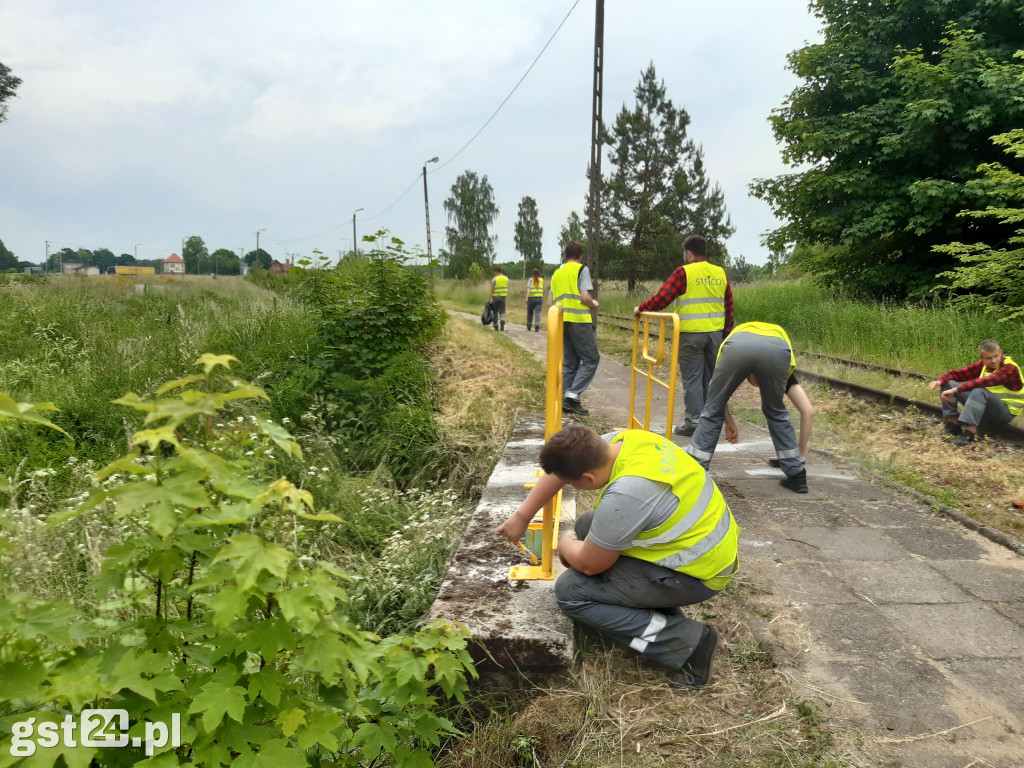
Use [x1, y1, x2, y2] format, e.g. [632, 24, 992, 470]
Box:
[564, 241, 583, 261]
[979, 339, 1001, 354]
[494, 266, 503, 274]
[539, 424, 608, 479]
[683, 235, 707, 259]
[531, 268, 541, 286]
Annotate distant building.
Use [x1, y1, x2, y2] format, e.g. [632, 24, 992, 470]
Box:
[23, 266, 42, 275]
[163, 253, 186, 275]
[62, 262, 100, 276]
[270, 258, 294, 275]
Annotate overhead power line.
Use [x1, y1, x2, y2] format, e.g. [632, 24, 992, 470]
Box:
[433, 0, 581, 172]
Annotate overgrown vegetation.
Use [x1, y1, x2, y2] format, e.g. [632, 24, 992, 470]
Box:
[0, 358, 475, 767]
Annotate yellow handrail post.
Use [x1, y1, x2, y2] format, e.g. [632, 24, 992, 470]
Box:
[627, 312, 681, 440]
[510, 304, 564, 580]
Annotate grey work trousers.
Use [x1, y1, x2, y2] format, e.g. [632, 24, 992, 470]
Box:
[526, 298, 543, 329]
[554, 510, 717, 672]
[563, 321, 600, 398]
[491, 297, 507, 329]
[686, 331, 804, 478]
[678, 330, 723, 429]
[940, 382, 1015, 431]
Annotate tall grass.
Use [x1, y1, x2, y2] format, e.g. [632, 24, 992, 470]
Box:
[0, 274, 317, 475]
[732, 279, 1024, 374]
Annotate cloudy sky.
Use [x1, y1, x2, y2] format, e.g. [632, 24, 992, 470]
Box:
[0, 0, 823, 268]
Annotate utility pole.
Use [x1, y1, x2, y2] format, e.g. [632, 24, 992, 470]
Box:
[586, 0, 605, 320]
[422, 157, 439, 273]
[352, 208, 364, 257]
[45, 240, 50, 274]
[255, 228, 265, 271]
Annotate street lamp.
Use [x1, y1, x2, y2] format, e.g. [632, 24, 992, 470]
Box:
[352, 208, 364, 257]
[134, 243, 140, 263]
[422, 156, 439, 271]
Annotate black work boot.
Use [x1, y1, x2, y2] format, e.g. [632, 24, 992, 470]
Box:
[669, 624, 718, 689]
[953, 431, 976, 447]
[780, 468, 808, 493]
[941, 422, 962, 441]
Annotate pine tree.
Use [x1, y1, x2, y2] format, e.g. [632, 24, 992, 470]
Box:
[601, 63, 733, 290]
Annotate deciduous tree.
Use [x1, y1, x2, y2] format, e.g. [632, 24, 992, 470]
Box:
[513, 196, 543, 277]
[443, 170, 499, 279]
[183, 235, 209, 274]
[0, 238, 17, 271]
[751, 2, 1024, 298]
[0, 62, 21, 125]
[558, 211, 585, 253]
[935, 129, 1024, 319]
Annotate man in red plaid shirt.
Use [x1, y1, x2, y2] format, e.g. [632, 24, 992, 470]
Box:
[927, 339, 1024, 447]
[633, 235, 733, 437]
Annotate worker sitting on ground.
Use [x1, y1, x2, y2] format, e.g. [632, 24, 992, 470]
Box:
[928, 339, 1023, 447]
[685, 321, 808, 493]
[497, 424, 738, 689]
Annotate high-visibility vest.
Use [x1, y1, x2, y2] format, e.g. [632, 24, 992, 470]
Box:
[596, 430, 739, 590]
[551, 262, 591, 323]
[982, 355, 1024, 417]
[720, 322, 796, 376]
[492, 274, 508, 297]
[674, 261, 727, 332]
[528, 277, 544, 298]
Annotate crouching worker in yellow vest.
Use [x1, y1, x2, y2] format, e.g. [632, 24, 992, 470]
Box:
[498, 424, 739, 688]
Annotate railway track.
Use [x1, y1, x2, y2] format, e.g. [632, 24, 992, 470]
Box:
[597, 312, 1024, 445]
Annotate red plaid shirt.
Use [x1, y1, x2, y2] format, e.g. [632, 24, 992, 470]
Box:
[637, 260, 734, 336]
[938, 359, 1023, 394]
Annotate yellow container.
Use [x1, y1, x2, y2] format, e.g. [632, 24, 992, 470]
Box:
[523, 519, 545, 560]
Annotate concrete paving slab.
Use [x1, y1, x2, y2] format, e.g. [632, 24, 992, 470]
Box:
[784, 526, 907, 561]
[738, 530, 823, 561]
[845, 499, 944, 529]
[889, 603, 1024, 659]
[428, 415, 576, 679]
[827, 560, 974, 605]
[760, 500, 864, 527]
[798, 603, 918, 659]
[739, 560, 859, 604]
[942, 658, 1024, 729]
[991, 601, 1024, 625]
[826, 659, 962, 734]
[930, 559, 1024, 601]
[881, 523, 988, 560]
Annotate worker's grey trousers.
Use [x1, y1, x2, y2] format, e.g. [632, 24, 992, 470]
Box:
[686, 332, 804, 479]
[491, 297, 507, 329]
[678, 330, 724, 429]
[563, 322, 600, 398]
[554, 510, 716, 673]
[940, 382, 1015, 430]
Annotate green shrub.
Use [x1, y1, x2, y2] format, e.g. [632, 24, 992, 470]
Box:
[0, 358, 475, 767]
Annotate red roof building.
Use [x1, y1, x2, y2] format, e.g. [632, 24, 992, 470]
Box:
[163, 253, 186, 275]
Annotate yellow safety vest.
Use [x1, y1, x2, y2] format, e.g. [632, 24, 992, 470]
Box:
[674, 261, 727, 332]
[492, 274, 509, 297]
[597, 430, 739, 590]
[551, 262, 591, 323]
[720, 322, 796, 376]
[982, 355, 1024, 417]
[528, 277, 544, 298]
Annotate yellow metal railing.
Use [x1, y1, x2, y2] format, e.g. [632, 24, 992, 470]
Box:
[628, 312, 682, 440]
[509, 305, 564, 580]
